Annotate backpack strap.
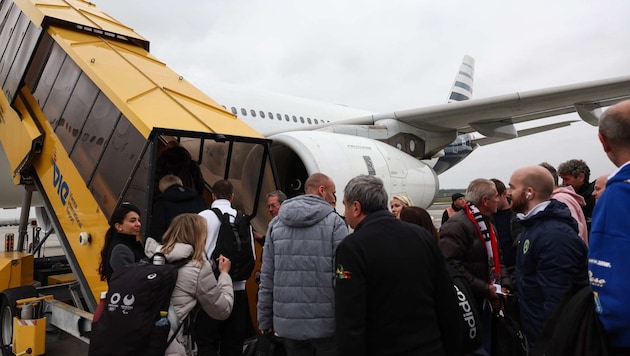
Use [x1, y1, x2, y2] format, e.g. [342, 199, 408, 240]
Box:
[170, 257, 192, 269]
[166, 303, 200, 348]
[211, 207, 245, 252]
[167, 315, 186, 347]
[211, 207, 229, 222]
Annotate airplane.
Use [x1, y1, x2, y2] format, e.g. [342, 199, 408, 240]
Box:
[191, 55, 630, 211]
[2, 54, 630, 215]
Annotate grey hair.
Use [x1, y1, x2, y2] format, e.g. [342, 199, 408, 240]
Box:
[344, 175, 389, 213]
[465, 178, 496, 205]
[600, 106, 630, 150]
[266, 190, 287, 204]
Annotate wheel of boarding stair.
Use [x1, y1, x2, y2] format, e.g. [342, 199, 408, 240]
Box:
[0, 286, 38, 356]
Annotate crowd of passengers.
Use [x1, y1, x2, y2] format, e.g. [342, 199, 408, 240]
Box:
[96, 99, 630, 356]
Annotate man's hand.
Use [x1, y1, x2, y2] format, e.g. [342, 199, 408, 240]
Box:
[487, 284, 503, 310]
[253, 230, 265, 246]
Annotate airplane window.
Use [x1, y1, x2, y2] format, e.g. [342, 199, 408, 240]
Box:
[292, 115, 297, 123]
[307, 118, 312, 124]
[270, 112, 275, 120]
[222, 105, 226, 109]
[284, 114, 289, 121]
[231, 107, 237, 114]
[299, 116, 304, 123]
[241, 108, 247, 116]
[251, 109, 256, 117]
[314, 119, 319, 124]
[260, 111, 265, 118]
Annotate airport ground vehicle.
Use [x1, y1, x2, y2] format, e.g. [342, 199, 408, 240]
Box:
[0, 0, 277, 354]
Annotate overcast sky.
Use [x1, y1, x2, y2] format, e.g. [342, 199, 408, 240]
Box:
[92, 1, 630, 188]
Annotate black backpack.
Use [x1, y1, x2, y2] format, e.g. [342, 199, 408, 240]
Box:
[210, 208, 255, 281]
[536, 284, 609, 356]
[88, 255, 188, 356]
[446, 263, 483, 353]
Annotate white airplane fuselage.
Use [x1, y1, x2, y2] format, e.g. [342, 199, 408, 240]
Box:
[201, 82, 446, 211]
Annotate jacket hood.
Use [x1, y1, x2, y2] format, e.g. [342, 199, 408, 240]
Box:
[156, 185, 200, 203]
[144, 237, 194, 262]
[521, 199, 578, 232]
[278, 194, 335, 228]
[553, 186, 586, 207]
[607, 163, 630, 185]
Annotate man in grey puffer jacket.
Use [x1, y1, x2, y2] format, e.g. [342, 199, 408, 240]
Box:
[258, 173, 348, 356]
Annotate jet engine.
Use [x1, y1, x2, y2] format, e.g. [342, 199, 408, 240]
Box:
[269, 131, 439, 215]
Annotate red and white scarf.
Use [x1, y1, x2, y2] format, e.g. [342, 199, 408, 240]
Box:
[464, 202, 501, 284]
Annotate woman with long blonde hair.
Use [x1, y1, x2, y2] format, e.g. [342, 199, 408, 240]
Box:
[145, 213, 234, 356]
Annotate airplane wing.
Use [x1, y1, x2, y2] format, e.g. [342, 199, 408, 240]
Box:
[471, 119, 579, 146]
[336, 75, 630, 140]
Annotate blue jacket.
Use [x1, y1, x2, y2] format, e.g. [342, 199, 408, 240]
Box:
[589, 163, 630, 347]
[515, 199, 588, 349]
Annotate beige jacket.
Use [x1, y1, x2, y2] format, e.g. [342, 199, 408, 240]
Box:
[145, 237, 234, 356]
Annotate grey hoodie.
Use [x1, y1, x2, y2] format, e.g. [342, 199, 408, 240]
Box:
[257, 194, 348, 340]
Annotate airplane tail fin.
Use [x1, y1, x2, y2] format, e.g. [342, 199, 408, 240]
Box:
[447, 55, 475, 103]
[434, 55, 476, 174]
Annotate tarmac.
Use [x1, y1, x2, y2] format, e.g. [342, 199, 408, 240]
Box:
[18, 202, 450, 355]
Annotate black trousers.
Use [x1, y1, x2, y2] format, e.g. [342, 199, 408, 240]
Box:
[193, 289, 252, 356]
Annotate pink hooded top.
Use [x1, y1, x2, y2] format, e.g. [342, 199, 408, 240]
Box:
[551, 186, 588, 245]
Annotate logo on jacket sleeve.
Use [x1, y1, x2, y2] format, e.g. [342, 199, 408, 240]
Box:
[335, 265, 352, 279]
[522, 239, 530, 255]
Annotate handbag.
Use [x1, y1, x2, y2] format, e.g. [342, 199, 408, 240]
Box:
[491, 309, 528, 356]
[243, 332, 287, 356]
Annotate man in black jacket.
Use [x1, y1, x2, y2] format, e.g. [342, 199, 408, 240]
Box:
[149, 174, 207, 242]
[558, 159, 595, 232]
[335, 175, 462, 356]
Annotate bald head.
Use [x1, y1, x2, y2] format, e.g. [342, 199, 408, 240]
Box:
[508, 165, 555, 214]
[593, 174, 609, 201]
[304, 173, 337, 207]
[599, 100, 630, 167]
